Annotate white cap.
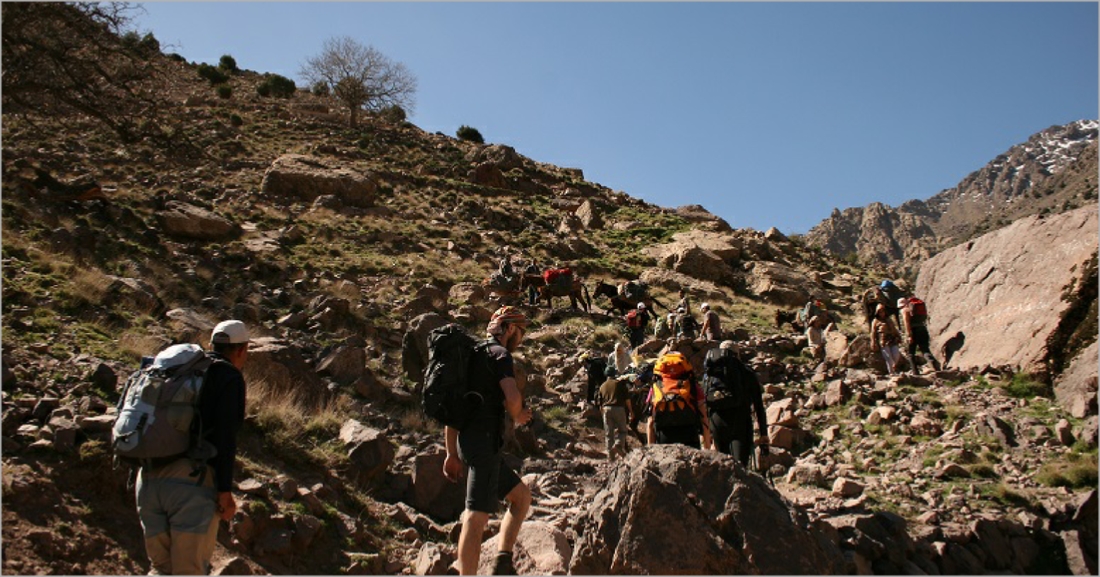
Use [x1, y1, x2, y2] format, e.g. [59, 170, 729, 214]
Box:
[897, 298, 908, 308]
[700, 302, 710, 311]
[637, 302, 646, 310]
[211, 320, 250, 344]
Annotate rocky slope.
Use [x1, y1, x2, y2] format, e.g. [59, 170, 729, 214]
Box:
[805, 120, 1098, 276]
[2, 11, 1097, 576]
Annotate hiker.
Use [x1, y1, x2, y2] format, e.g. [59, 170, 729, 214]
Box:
[645, 352, 712, 449]
[898, 297, 941, 374]
[597, 375, 636, 461]
[675, 308, 699, 340]
[610, 341, 632, 376]
[805, 314, 828, 361]
[653, 312, 671, 339]
[702, 341, 769, 468]
[499, 253, 515, 279]
[870, 303, 904, 375]
[676, 288, 691, 317]
[879, 280, 905, 326]
[580, 352, 608, 405]
[523, 260, 540, 305]
[625, 302, 651, 349]
[699, 302, 723, 341]
[443, 306, 533, 576]
[134, 320, 249, 575]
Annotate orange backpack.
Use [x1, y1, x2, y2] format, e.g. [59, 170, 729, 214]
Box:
[651, 353, 699, 427]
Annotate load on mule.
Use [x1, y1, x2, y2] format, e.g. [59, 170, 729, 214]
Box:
[592, 280, 668, 315]
[522, 267, 591, 311]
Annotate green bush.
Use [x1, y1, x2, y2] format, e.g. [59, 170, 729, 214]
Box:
[311, 81, 330, 96]
[167, 53, 186, 63]
[216, 85, 232, 99]
[197, 63, 229, 85]
[218, 54, 239, 74]
[229, 114, 244, 127]
[1002, 373, 1050, 399]
[1036, 452, 1099, 488]
[258, 74, 296, 98]
[456, 125, 484, 144]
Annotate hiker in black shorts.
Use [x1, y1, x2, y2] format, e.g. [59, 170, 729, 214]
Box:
[443, 306, 532, 575]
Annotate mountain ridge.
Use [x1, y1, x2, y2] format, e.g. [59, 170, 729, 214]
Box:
[805, 120, 1098, 276]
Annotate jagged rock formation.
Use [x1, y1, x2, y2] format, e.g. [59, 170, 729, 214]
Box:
[914, 206, 1098, 392]
[806, 120, 1098, 274]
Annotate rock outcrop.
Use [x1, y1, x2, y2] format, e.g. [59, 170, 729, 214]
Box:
[914, 206, 1098, 382]
[568, 444, 845, 574]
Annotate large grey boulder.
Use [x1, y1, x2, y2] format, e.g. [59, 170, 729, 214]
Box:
[261, 154, 377, 208]
[745, 261, 819, 307]
[568, 444, 845, 574]
[915, 206, 1097, 376]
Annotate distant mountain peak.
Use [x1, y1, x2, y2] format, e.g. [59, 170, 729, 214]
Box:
[805, 120, 1098, 275]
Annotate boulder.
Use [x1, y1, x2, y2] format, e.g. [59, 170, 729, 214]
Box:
[824, 331, 850, 365]
[1055, 340, 1099, 418]
[915, 206, 1098, 375]
[449, 283, 486, 306]
[575, 200, 603, 230]
[157, 201, 240, 241]
[401, 313, 450, 387]
[478, 521, 571, 576]
[316, 345, 366, 386]
[414, 542, 455, 576]
[261, 154, 377, 207]
[745, 261, 818, 307]
[340, 420, 395, 485]
[568, 445, 845, 575]
[407, 444, 466, 523]
[243, 337, 327, 405]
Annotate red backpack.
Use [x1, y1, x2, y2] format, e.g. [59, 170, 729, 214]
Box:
[908, 297, 928, 322]
[626, 309, 643, 328]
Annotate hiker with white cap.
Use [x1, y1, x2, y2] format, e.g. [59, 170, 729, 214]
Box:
[133, 319, 250, 574]
[699, 302, 723, 342]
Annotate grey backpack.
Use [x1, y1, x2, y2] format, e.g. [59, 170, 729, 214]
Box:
[112, 344, 216, 465]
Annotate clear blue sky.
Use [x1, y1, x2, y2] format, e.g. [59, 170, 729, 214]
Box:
[134, 2, 1098, 234]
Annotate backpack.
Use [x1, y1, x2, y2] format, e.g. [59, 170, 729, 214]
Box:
[422, 324, 494, 431]
[702, 347, 751, 411]
[654, 351, 692, 379]
[626, 309, 643, 329]
[908, 297, 928, 324]
[112, 344, 217, 465]
[650, 371, 700, 428]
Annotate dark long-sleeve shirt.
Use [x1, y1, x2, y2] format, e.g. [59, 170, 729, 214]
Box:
[198, 354, 246, 492]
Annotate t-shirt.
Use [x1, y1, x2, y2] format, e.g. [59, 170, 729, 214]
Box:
[598, 378, 631, 408]
[466, 341, 514, 433]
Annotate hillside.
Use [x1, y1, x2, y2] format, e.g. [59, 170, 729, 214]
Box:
[805, 120, 1098, 277]
[2, 7, 1097, 576]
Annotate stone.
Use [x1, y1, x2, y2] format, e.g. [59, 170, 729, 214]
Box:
[339, 420, 395, 485]
[478, 521, 571, 576]
[408, 445, 467, 523]
[261, 154, 377, 207]
[316, 345, 366, 385]
[915, 206, 1097, 375]
[414, 542, 454, 576]
[1056, 341, 1099, 418]
[832, 477, 864, 498]
[786, 464, 825, 487]
[568, 445, 845, 575]
[157, 201, 241, 241]
[1056, 418, 1076, 446]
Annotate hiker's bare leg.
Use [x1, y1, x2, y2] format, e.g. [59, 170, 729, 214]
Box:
[498, 482, 531, 553]
[458, 510, 490, 575]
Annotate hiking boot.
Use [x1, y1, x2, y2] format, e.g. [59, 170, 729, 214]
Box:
[492, 551, 517, 575]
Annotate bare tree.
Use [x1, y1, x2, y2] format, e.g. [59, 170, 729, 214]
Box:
[2, 2, 176, 144]
[299, 36, 417, 127]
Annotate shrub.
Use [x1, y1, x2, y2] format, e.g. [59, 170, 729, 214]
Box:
[258, 74, 296, 98]
[1001, 373, 1050, 399]
[456, 125, 484, 144]
[218, 54, 239, 74]
[197, 63, 229, 85]
[167, 53, 186, 63]
[229, 114, 243, 127]
[381, 104, 406, 123]
[311, 81, 330, 96]
[216, 85, 232, 99]
[1036, 452, 1099, 488]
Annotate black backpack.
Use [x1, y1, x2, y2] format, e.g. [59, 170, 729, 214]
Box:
[702, 347, 752, 411]
[422, 324, 494, 430]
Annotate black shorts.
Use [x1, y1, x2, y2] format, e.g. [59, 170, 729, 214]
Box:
[457, 429, 521, 514]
